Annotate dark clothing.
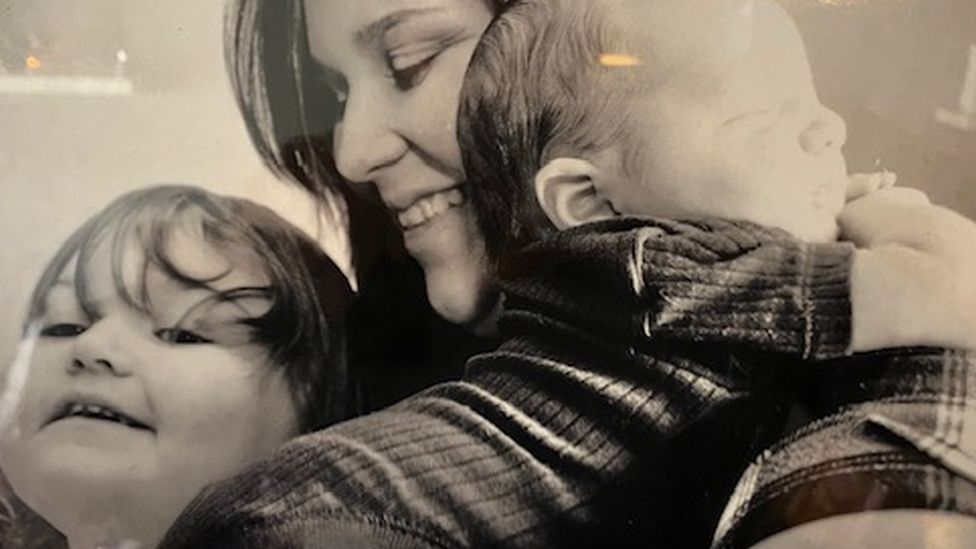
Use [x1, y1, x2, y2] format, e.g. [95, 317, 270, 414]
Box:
[347, 251, 494, 412]
[342, 186, 493, 413]
[712, 349, 976, 548]
[160, 217, 856, 548]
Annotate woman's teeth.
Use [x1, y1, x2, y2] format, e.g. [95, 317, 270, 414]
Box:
[397, 188, 465, 230]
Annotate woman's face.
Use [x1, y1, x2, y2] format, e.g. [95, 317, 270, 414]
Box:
[304, 0, 497, 327]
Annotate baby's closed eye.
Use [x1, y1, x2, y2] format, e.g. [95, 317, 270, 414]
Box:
[722, 109, 779, 133]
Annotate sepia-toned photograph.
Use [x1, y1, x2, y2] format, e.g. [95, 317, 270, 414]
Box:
[1, 1, 975, 547]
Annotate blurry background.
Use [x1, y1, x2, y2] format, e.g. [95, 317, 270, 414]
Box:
[787, 0, 976, 215]
[1, 0, 975, 363]
[0, 0, 346, 364]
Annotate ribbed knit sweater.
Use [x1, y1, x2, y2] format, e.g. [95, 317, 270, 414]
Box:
[159, 217, 854, 549]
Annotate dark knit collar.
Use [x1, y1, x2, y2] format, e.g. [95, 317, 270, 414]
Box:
[495, 217, 677, 345]
[494, 215, 804, 348]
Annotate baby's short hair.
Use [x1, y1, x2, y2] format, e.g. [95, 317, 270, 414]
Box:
[25, 185, 354, 433]
[460, 0, 646, 262]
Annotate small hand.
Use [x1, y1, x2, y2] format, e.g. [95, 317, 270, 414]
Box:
[845, 171, 897, 202]
[842, 185, 976, 351]
[839, 186, 932, 249]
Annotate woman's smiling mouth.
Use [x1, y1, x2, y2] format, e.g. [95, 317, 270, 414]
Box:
[397, 187, 466, 230]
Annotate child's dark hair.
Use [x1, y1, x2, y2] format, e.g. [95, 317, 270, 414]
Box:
[24, 184, 354, 433]
[459, 0, 646, 263]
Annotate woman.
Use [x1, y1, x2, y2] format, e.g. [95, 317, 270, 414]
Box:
[223, 0, 505, 412]
[160, 1, 976, 548]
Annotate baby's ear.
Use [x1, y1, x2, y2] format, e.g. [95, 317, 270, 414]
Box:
[534, 158, 618, 230]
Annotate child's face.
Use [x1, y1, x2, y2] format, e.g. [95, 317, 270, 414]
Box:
[603, 0, 848, 242]
[0, 228, 298, 539]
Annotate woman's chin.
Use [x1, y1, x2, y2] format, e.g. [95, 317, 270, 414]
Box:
[404, 204, 498, 329]
[425, 266, 498, 331]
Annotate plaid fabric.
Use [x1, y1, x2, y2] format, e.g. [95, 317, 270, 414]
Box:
[712, 349, 976, 548]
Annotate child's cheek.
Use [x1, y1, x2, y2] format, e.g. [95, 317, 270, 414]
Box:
[0, 341, 64, 443]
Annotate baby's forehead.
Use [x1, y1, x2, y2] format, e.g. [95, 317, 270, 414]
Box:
[608, 0, 809, 87]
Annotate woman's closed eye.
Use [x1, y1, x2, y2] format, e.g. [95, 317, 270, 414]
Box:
[387, 49, 438, 90]
[155, 328, 213, 345]
[40, 323, 87, 338]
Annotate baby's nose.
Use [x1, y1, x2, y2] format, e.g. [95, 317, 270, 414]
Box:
[799, 107, 848, 155]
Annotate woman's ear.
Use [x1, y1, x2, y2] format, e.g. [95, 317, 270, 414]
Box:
[534, 157, 618, 230]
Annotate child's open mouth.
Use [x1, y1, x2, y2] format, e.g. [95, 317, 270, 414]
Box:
[47, 400, 153, 431]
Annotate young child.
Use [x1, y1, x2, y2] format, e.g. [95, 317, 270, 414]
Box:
[462, 0, 976, 354]
[0, 185, 353, 549]
[459, 0, 976, 545]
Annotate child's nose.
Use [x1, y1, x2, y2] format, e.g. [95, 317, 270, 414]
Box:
[799, 107, 847, 155]
[71, 320, 133, 377]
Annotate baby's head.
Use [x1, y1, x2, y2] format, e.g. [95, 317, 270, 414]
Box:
[0, 185, 353, 548]
[461, 0, 849, 261]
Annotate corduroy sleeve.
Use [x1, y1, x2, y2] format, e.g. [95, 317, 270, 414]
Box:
[502, 217, 854, 360]
[632, 218, 854, 360]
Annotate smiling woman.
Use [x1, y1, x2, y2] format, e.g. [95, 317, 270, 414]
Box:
[0, 185, 354, 549]
[228, 0, 508, 329]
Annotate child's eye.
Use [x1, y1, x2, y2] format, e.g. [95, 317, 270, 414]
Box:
[155, 328, 213, 345]
[40, 323, 87, 337]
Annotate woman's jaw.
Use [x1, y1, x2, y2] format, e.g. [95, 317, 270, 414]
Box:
[396, 188, 498, 330]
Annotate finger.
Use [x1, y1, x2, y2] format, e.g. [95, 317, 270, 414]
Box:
[844, 187, 930, 211]
[845, 172, 897, 201]
[875, 187, 930, 207]
[838, 187, 933, 246]
[880, 171, 897, 189]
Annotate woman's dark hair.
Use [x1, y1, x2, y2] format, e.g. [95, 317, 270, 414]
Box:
[24, 185, 355, 433]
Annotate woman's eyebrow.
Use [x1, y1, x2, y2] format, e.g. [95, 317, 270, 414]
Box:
[354, 8, 442, 48]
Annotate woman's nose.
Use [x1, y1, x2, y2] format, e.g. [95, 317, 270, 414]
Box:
[799, 107, 848, 155]
[332, 87, 407, 183]
[71, 320, 133, 377]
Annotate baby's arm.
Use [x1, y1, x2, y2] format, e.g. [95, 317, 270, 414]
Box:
[636, 217, 854, 360]
[842, 186, 976, 352]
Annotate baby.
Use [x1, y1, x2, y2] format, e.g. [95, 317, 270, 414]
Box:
[0, 185, 353, 549]
[459, 0, 976, 544]
[461, 0, 976, 353]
